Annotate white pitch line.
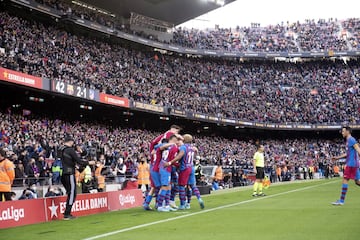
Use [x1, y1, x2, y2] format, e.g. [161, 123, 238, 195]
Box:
[204, 179, 326, 197]
[83, 180, 337, 240]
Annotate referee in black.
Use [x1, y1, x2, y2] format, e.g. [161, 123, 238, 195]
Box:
[60, 135, 93, 220]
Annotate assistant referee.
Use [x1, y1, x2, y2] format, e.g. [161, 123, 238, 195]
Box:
[252, 144, 265, 197]
[60, 135, 93, 220]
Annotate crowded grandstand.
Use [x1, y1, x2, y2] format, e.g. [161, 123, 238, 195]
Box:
[27, 0, 360, 52]
[1, 11, 359, 123]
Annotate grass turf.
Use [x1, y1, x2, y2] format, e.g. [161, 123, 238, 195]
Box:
[2, 179, 360, 240]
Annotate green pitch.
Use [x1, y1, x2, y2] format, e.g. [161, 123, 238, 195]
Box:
[2, 179, 360, 240]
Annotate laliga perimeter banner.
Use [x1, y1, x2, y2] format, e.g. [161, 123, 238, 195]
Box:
[0, 189, 143, 229]
[0, 67, 43, 89]
[107, 189, 143, 211]
[99, 93, 129, 108]
[45, 192, 109, 221]
[0, 198, 47, 228]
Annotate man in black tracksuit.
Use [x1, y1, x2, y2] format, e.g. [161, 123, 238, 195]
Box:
[60, 135, 92, 220]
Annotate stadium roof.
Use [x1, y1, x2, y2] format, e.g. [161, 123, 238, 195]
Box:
[80, 0, 236, 25]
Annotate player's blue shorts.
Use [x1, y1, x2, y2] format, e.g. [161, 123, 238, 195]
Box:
[356, 168, 360, 180]
[187, 167, 196, 185]
[160, 168, 171, 186]
[150, 168, 161, 188]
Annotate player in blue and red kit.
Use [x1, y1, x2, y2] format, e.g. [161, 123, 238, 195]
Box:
[185, 147, 199, 209]
[143, 125, 181, 210]
[157, 135, 179, 212]
[331, 126, 360, 205]
[149, 125, 181, 153]
[165, 134, 204, 210]
[143, 139, 173, 210]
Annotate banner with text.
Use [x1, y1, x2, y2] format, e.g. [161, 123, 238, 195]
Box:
[99, 93, 129, 108]
[170, 108, 187, 118]
[45, 192, 109, 221]
[133, 102, 165, 113]
[0, 198, 47, 229]
[0, 67, 43, 90]
[107, 189, 143, 211]
[0, 189, 143, 229]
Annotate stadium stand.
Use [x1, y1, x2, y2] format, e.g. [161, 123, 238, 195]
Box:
[342, 18, 360, 50]
[0, 12, 359, 124]
[0, 110, 344, 187]
[18, 0, 360, 51]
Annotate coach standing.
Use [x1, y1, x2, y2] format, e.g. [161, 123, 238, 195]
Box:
[0, 148, 15, 201]
[60, 135, 93, 220]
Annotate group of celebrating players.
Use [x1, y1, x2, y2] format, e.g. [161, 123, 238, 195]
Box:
[143, 125, 205, 212]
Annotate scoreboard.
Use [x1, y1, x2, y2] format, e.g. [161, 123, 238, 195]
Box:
[51, 80, 99, 101]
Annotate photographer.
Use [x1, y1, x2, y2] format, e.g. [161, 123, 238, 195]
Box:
[45, 185, 64, 197]
[18, 188, 35, 200]
[59, 135, 94, 220]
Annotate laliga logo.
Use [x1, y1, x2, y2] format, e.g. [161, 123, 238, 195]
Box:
[0, 206, 25, 222]
[119, 194, 136, 206]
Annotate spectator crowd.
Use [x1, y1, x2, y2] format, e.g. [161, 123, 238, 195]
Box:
[0, 12, 359, 124]
[29, 0, 360, 52]
[172, 18, 358, 52]
[0, 110, 346, 192]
